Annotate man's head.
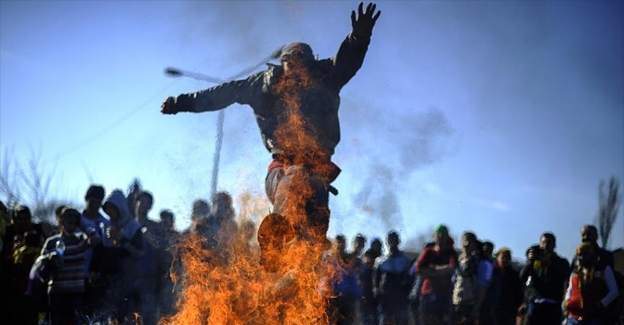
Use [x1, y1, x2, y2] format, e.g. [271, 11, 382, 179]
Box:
[539, 232, 556, 254]
[496, 247, 512, 268]
[85, 185, 105, 212]
[135, 191, 153, 218]
[461, 231, 477, 251]
[160, 209, 175, 230]
[434, 224, 450, 247]
[211, 192, 234, 220]
[370, 237, 383, 257]
[191, 199, 210, 221]
[387, 230, 400, 251]
[335, 234, 347, 253]
[483, 241, 494, 259]
[59, 208, 81, 235]
[581, 225, 598, 244]
[104, 201, 121, 223]
[103, 189, 131, 225]
[12, 205, 32, 229]
[353, 233, 366, 254]
[576, 242, 597, 268]
[280, 42, 315, 68]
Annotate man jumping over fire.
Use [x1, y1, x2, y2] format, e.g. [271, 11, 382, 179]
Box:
[161, 3, 380, 255]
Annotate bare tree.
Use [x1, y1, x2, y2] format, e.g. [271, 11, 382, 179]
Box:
[597, 177, 620, 249]
[0, 147, 23, 205]
[0, 148, 72, 223]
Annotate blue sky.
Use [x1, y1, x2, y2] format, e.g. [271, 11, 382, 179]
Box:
[1, 0, 623, 260]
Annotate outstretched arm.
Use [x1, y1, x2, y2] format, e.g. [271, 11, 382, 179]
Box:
[161, 71, 264, 114]
[332, 2, 380, 89]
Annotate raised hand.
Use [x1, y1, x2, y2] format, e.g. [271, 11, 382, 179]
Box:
[351, 2, 381, 39]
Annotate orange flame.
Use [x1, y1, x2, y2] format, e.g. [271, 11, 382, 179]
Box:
[164, 62, 340, 324]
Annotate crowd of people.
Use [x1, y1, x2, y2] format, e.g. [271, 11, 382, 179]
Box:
[0, 184, 240, 325]
[329, 226, 623, 325]
[0, 183, 622, 325]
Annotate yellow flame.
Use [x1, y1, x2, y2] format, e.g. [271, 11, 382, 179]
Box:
[164, 63, 339, 324]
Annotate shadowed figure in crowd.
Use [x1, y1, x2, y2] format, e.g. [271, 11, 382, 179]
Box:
[185, 199, 211, 239]
[209, 191, 238, 250]
[360, 237, 383, 325]
[452, 232, 493, 325]
[568, 224, 620, 324]
[572, 225, 614, 272]
[161, 2, 381, 252]
[35, 208, 90, 325]
[490, 247, 522, 325]
[376, 231, 412, 325]
[1, 205, 44, 325]
[79, 185, 112, 315]
[563, 242, 619, 325]
[330, 234, 362, 325]
[520, 232, 570, 325]
[102, 190, 153, 324]
[349, 233, 366, 264]
[413, 225, 456, 325]
[158, 209, 180, 316]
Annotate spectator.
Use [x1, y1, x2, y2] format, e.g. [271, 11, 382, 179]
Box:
[3, 205, 45, 263]
[191, 199, 211, 223]
[479, 240, 496, 325]
[37, 208, 90, 325]
[158, 209, 179, 316]
[133, 190, 162, 324]
[335, 234, 348, 261]
[210, 191, 238, 249]
[350, 233, 366, 261]
[452, 232, 492, 325]
[377, 231, 412, 325]
[359, 237, 383, 325]
[80, 185, 115, 316]
[490, 247, 522, 325]
[135, 191, 161, 246]
[365, 237, 383, 261]
[3, 205, 45, 325]
[103, 189, 150, 324]
[414, 224, 456, 325]
[159, 209, 178, 246]
[482, 241, 494, 261]
[520, 232, 570, 325]
[572, 225, 620, 323]
[564, 242, 619, 325]
[81, 185, 111, 247]
[574, 225, 614, 271]
[359, 249, 379, 325]
[330, 234, 361, 325]
[186, 199, 211, 240]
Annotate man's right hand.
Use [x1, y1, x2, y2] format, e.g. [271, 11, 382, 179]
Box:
[161, 96, 177, 115]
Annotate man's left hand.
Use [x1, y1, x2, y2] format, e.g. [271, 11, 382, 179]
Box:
[351, 2, 381, 39]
